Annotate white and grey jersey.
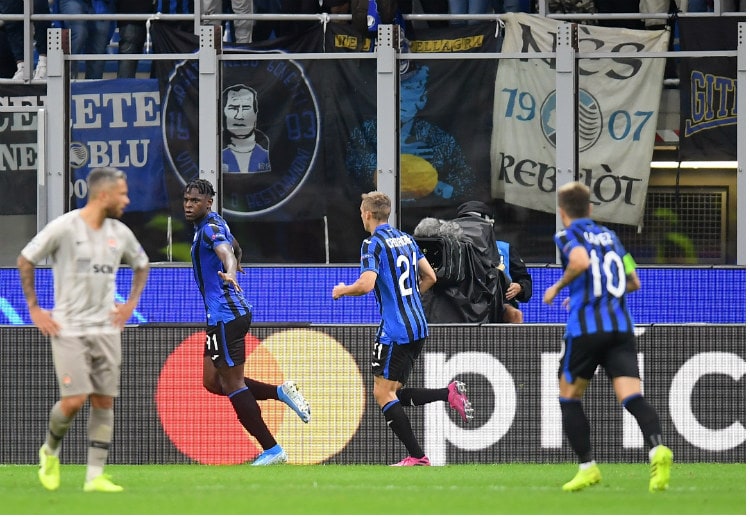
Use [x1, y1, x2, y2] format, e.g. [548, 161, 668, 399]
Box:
[21, 209, 149, 335]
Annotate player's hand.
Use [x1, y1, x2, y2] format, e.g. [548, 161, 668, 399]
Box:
[332, 282, 346, 300]
[237, 263, 245, 274]
[218, 271, 242, 291]
[112, 302, 135, 330]
[29, 306, 60, 337]
[543, 284, 559, 305]
[218, 271, 242, 292]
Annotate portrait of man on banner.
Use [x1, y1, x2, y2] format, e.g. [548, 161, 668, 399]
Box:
[221, 84, 272, 175]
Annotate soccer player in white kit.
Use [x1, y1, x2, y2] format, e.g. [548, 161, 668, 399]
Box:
[17, 167, 149, 493]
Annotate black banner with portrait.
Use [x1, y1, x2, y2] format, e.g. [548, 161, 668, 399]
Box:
[151, 22, 335, 260]
[153, 24, 332, 223]
[151, 20, 500, 261]
[678, 16, 740, 162]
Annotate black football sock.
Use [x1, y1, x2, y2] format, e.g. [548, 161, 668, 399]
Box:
[245, 378, 279, 400]
[228, 386, 277, 450]
[623, 394, 664, 448]
[397, 387, 448, 406]
[560, 398, 593, 463]
[382, 400, 425, 458]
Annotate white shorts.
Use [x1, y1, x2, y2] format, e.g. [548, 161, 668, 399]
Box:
[50, 333, 121, 397]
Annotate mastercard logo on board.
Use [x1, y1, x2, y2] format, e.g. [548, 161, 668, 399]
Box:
[155, 329, 366, 465]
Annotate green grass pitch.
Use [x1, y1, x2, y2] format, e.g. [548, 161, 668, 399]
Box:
[0, 463, 745, 514]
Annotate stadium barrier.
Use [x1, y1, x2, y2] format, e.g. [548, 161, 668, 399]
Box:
[1, 324, 744, 465]
[0, 266, 745, 325]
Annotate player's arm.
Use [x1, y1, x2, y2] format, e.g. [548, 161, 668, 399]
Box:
[232, 237, 245, 274]
[215, 242, 242, 292]
[417, 256, 436, 294]
[332, 270, 377, 299]
[623, 253, 641, 293]
[113, 232, 150, 329]
[112, 263, 150, 330]
[543, 245, 589, 305]
[17, 254, 60, 336]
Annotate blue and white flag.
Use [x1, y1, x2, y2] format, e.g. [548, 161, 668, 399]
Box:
[491, 13, 669, 226]
[70, 79, 167, 212]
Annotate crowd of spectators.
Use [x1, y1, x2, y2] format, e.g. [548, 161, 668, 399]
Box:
[0, 0, 745, 80]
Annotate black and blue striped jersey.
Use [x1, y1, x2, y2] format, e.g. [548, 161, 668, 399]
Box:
[360, 223, 429, 345]
[554, 218, 634, 338]
[191, 211, 252, 326]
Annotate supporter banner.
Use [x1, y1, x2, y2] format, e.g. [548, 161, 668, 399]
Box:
[1, 325, 744, 465]
[337, 22, 500, 211]
[491, 13, 669, 226]
[678, 17, 740, 161]
[153, 23, 331, 221]
[152, 21, 499, 222]
[0, 85, 46, 215]
[70, 79, 167, 212]
[0, 81, 167, 215]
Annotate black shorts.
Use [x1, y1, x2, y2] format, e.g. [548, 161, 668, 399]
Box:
[559, 332, 640, 384]
[371, 338, 425, 385]
[204, 313, 251, 368]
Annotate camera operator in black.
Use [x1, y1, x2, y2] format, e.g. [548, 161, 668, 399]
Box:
[454, 201, 532, 323]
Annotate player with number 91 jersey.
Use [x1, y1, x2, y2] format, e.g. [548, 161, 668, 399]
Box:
[360, 224, 429, 345]
[553, 218, 636, 338]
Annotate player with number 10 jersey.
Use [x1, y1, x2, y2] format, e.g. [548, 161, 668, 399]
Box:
[553, 219, 635, 338]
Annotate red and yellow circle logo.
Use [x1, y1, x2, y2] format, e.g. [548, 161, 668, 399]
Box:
[155, 329, 365, 464]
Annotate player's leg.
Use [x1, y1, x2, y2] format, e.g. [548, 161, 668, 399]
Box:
[397, 381, 474, 422]
[375, 376, 429, 466]
[614, 378, 672, 491]
[202, 344, 223, 395]
[244, 378, 278, 399]
[242, 377, 310, 423]
[607, 334, 672, 492]
[372, 340, 430, 466]
[212, 316, 286, 465]
[83, 394, 122, 492]
[38, 399, 74, 491]
[83, 334, 124, 492]
[559, 335, 601, 491]
[40, 336, 91, 490]
[204, 326, 308, 422]
[222, 364, 285, 465]
[202, 362, 224, 394]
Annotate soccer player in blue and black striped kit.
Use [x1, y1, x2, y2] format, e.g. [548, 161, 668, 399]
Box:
[332, 191, 474, 466]
[184, 179, 311, 465]
[543, 182, 673, 492]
